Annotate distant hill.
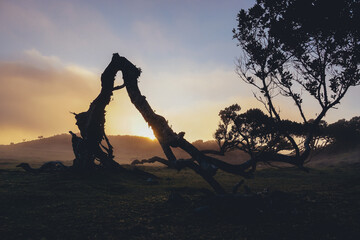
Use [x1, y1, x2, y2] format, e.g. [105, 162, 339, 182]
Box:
[0, 134, 75, 167]
[0, 134, 248, 167]
[2, 134, 355, 169]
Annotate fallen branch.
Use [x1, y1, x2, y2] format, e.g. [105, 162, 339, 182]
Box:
[109, 53, 259, 194]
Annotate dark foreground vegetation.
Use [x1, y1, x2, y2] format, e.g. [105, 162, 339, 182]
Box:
[1, 164, 359, 240]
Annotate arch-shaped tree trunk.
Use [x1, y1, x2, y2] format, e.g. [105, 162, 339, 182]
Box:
[70, 54, 125, 171]
[110, 54, 259, 194]
[71, 53, 258, 193]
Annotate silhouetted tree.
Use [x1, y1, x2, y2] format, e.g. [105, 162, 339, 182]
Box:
[17, 56, 130, 173]
[67, 55, 159, 179]
[69, 54, 126, 171]
[214, 0, 359, 171]
[106, 54, 255, 194]
[215, 106, 309, 167]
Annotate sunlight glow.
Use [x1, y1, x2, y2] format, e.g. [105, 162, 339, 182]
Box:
[105, 112, 157, 140]
[134, 126, 156, 140]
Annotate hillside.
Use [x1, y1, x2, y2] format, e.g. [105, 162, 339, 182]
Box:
[1, 134, 358, 168]
[0, 134, 248, 167]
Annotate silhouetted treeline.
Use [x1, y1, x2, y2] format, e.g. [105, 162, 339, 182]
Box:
[215, 105, 359, 155]
[322, 117, 360, 149]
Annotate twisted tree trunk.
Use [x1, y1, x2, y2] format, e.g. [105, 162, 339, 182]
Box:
[70, 54, 125, 171]
[70, 53, 257, 193]
[109, 53, 258, 194]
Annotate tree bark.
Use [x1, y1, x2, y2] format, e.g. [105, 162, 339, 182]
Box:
[70, 54, 124, 171]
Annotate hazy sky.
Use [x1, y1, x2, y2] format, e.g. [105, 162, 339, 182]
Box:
[0, 0, 359, 144]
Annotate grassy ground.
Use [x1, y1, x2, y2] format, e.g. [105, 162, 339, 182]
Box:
[0, 164, 359, 240]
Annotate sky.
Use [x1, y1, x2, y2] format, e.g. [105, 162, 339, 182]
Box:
[0, 0, 359, 145]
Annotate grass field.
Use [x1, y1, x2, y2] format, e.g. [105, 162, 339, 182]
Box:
[1, 164, 359, 240]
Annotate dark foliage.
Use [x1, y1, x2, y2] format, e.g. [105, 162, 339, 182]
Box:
[324, 116, 360, 148]
[215, 0, 360, 170]
[215, 105, 306, 157]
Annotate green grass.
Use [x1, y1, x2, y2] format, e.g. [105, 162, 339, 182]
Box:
[0, 164, 359, 240]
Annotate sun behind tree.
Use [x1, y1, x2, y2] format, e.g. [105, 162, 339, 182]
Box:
[135, 126, 156, 140]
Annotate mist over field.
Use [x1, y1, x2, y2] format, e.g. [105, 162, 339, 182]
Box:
[0, 134, 250, 167]
[1, 134, 359, 169]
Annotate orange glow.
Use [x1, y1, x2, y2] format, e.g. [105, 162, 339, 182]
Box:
[134, 126, 156, 140]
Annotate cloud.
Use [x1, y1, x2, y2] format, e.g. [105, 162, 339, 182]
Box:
[23, 49, 63, 68]
[0, 50, 99, 143]
[0, 49, 170, 144]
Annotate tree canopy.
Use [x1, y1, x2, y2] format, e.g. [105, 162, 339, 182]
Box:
[215, 0, 359, 169]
